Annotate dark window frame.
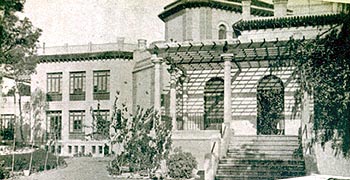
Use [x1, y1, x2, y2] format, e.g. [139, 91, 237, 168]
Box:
[46, 111, 62, 140]
[93, 70, 110, 100]
[47, 72, 63, 101]
[69, 111, 85, 136]
[69, 71, 86, 101]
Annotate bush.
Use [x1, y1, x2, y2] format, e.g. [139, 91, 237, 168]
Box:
[0, 161, 9, 179]
[167, 147, 197, 179]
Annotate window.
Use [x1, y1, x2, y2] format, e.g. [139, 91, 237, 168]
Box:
[68, 146, 72, 153]
[70, 71, 86, 101]
[0, 114, 15, 140]
[98, 146, 103, 154]
[218, 24, 227, 40]
[47, 73, 62, 101]
[69, 111, 85, 139]
[47, 111, 62, 140]
[74, 146, 78, 154]
[92, 146, 96, 154]
[57, 145, 62, 154]
[51, 145, 55, 153]
[93, 70, 110, 100]
[93, 110, 110, 136]
[81, 146, 85, 154]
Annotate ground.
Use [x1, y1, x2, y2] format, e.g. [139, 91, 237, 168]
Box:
[16, 157, 114, 180]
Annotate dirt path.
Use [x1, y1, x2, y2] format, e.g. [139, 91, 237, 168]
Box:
[16, 157, 114, 180]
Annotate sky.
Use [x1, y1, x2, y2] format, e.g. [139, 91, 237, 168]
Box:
[24, 0, 174, 47]
[23, 0, 341, 47]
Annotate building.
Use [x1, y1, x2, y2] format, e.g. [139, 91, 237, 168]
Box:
[15, 0, 350, 178]
[132, 0, 350, 179]
[31, 39, 138, 157]
[0, 75, 31, 143]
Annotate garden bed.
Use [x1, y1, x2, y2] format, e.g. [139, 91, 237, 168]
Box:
[0, 149, 66, 172]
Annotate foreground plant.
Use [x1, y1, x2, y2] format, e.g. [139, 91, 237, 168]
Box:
[107, 92, 172, 177]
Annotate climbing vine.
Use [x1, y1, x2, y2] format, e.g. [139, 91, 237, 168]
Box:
[289, 12, 350, 157]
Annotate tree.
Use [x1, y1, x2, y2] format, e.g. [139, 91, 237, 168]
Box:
[23, 88, 48, 174]
[0, 0, 42, 143]
[290, 12, 350, 157]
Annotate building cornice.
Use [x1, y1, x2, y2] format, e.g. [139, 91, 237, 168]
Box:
[39, 51, 133, 63]
[233, 13, 344, 31]
[158, 0, 275, 21]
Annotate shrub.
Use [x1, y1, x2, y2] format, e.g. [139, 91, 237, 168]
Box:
[0, 161, 9, 179]
[167, 147, 198, 179]
[107, 94, 172, 177]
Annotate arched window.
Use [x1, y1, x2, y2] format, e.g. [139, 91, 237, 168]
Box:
[218, 25, 227, 40]
[204, 77, 224, 130]
[257, 75, 284, 135]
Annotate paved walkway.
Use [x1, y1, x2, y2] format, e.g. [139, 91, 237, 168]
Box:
[16, 157, 115, 180]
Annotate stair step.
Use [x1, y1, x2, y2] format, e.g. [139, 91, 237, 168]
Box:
[215, 174, 306, 180]
[230, 135, 299, 142]
[216, 169, 306, 176]
[217, 165, 305, 171]
[219, 159, 305, 165]
[229, 141, 299, 146]
[225, 153, 300, 160]
[228, 146, 299, 151]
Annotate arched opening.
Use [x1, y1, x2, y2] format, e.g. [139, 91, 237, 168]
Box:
[218, 24, 227, 40]
[204, 77, 224, 130]
[257, 75, 284, 135]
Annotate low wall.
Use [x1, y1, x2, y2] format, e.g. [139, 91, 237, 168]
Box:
[315, 142, 350, 177]
[172, 130, 221, 170]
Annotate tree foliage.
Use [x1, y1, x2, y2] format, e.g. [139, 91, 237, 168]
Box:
[291, 13, 350, 157]
[1, 0, 41, 144]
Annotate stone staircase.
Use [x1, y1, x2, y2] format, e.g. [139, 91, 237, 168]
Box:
[215, 135, 306, 180]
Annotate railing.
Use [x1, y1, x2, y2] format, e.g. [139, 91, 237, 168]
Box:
[182, 114, 205, 130]
[46, 93, 62, 101]
[70, 93, 86, 101]
[69, 132, 85, 140]
[93, 92, 110, 100]
[38, 42, 138, 55]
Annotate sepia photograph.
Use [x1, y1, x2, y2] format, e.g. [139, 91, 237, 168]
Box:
[0, 0, 350, 179]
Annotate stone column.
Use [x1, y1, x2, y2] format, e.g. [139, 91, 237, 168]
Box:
[242, 0, 251, 20]
[182, 78, 189, 130]
[273, 0, 288, 17]
[151, 54, 162, 113]
[170, 72, 177, 131]
[221, 53, 233, 123]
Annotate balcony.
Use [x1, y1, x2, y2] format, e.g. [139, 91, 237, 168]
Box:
[46, 93, 62, 101]
[93, 92, 110, 100]
[69, 132, 85, 140]
[70, 91, 86, 101]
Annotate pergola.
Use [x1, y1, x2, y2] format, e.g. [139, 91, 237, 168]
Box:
[149, 38, 303, 130]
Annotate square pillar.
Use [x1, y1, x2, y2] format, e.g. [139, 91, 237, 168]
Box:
[242, 0, 251, 20]
[170, 72, 177, 131]
[151, 54, 163, 113]
[221, 53, 233, 123]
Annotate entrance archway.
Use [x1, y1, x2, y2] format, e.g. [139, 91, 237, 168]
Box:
[204, 77, 224, 130]
[257, 75, 284, 135]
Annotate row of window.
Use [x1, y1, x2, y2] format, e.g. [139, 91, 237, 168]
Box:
[46, 110, 109, 140]
[47, 145, 104, 155]
[67, 145, 104, 154]
[47, 70, 110, 101]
